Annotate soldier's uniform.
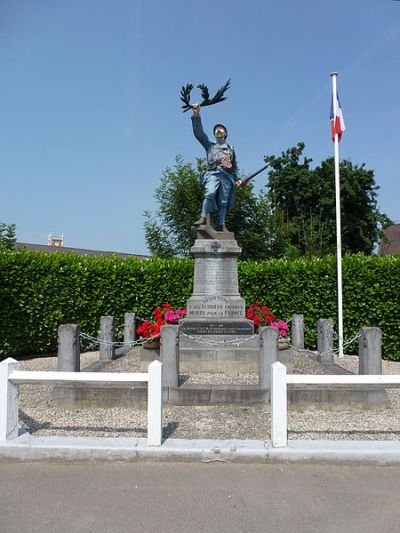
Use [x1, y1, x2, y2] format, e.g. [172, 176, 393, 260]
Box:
[191, 115, 239, 228]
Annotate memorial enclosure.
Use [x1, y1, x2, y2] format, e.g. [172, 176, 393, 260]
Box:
[0, 249, 399, 359]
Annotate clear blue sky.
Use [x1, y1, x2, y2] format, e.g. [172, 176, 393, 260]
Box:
[1, 0, 399, 254]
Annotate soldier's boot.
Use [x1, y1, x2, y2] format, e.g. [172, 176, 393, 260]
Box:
[217, 207, 228, 231]
[193, 216, 207, 227]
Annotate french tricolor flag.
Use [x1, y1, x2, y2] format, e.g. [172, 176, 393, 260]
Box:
[330, 92, 345, 142]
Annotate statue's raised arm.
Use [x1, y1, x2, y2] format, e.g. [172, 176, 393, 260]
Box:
[191, 104, 211, 150]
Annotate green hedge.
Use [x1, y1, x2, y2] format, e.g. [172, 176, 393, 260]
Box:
[239, 255, 400, 359]
[0, 250, 193, 358]
[1, 249, 399, 359]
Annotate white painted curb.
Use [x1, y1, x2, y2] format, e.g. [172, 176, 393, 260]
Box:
[1, 432, 400, 464]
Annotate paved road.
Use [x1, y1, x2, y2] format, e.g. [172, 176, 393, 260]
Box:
[1, 462, 399, 532]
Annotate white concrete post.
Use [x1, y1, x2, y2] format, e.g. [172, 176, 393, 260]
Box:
[0, 358, 20, 442]
[147, 360, 163, 446]
[271, 362, 287, 448]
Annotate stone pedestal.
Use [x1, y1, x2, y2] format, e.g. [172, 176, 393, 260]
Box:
[186, 239, 245, 318]
[180, 238, 255, 371]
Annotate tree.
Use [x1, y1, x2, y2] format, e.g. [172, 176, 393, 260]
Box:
[225, 187, 292, 260]
[144, 157, 289, 259]
[144, 157, 205, 258]
[265, 143, 392, 255]
[0, 223, 16, 250]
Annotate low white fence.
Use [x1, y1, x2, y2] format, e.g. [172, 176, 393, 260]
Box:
[0, 358, 163, 446]
[271, 362, 400, 448]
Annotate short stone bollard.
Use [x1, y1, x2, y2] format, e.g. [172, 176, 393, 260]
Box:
[124, 312, 136, 347]
[291, 314, 304, 351]
[258, 326, 279, 388]
[317, 318, 334, 364]
[160, 325, 179, 388]
[58, 324, 80, 372]
[359, 327, 382, 375]
[99, 316, 115, 361]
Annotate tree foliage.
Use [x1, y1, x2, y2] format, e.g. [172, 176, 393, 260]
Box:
[144, 157, 288, 259]
[144, 157, 204, 257]
[145, 144, 391, 258]
[265, 143, 392, 255]
[0, 222, 16, 250]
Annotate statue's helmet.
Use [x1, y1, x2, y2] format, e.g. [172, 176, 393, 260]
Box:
[213, 123, 228, 139]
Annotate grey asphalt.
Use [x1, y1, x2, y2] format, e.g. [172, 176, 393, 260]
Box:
[1, 462, 399, 533]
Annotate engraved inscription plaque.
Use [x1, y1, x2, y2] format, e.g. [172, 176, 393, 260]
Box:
[187, 294, 245, 318]
[180, 320, 253, 336]
[193, 258, 238, 294]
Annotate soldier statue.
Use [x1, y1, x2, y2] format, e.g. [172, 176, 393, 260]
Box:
[191, 103, 242, 232]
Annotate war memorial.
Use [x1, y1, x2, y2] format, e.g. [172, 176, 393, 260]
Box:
[0, 80, 395, 463]
[50, 82, 386, 410]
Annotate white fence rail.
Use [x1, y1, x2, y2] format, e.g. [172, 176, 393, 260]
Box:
[271, 362, 400, 448]
[0, 358, 163, 446]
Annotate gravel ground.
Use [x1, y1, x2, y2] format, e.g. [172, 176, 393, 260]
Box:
[15, 349, 400, 441]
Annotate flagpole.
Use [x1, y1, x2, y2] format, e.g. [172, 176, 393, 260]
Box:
[330, 72, 344, 357]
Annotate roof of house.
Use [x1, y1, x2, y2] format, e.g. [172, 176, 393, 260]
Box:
[15, 242, 149, 259]
[378, 224, 400, 256]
